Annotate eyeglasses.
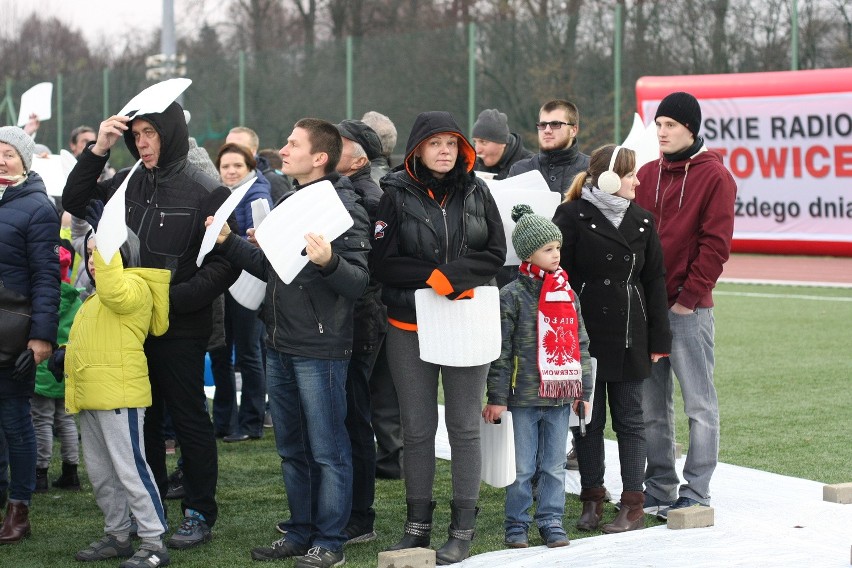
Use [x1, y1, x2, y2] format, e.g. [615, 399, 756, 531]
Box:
[535, 120, 575, 131]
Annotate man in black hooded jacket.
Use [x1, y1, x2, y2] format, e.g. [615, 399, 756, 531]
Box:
[62, 102, 238, 550]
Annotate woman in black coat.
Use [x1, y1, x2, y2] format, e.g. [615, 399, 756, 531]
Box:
[552, 144, 671, 534]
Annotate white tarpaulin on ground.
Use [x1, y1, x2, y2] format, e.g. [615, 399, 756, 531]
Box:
[435, 405, 852, 568]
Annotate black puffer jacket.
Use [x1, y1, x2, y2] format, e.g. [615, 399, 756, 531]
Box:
[473, 132, 533, 180]
[62, 102, 239, 339]
[372, 111, 506, 326]
[220, 173, 371, 359]
[508, 140, 590, 195]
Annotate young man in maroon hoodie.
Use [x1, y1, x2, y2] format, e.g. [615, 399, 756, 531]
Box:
[634, 91, 737, 519]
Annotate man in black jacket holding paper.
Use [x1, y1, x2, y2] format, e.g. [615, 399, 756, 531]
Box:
[62, 101, 238, 550]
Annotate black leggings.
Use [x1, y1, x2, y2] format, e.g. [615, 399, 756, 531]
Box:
[574, 378, 645, 492]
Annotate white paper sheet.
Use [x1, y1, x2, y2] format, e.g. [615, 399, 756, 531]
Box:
[490, 189, 562, 265]
[17, 82, 53, 126]
[30, 154, 67, 197]
[480, 411, 516, 488]
[414, 286, 501, 366]
[483, 169, 551, 193]
[250, 198, 270, 228]
[229, 271, 266, 310]
[621, 112, 661, 169]
[254, 181, 354, 285]
[59, 149, 77, 177]
[95, 160, 142, 264]
[117, 78, 192, 117]
[474, 170, 497, 181]
[196, 176, 255, 267]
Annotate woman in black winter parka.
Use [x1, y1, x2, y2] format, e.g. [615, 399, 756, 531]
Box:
[372, 111, 506, 565]
[552, 144, 671, 535]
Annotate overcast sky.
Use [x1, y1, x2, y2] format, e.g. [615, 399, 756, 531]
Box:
[0, 1, 220, 55]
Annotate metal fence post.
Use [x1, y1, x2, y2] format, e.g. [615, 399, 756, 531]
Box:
[346, 36, 354, 118]
[614, 1, 623, 143]
[468, 22, 477, 137]
[56, 73, 63, 151]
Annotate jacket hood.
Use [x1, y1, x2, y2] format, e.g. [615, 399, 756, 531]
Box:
[131, 268, 171, 337]
[659, 144, 718, 172]
[403, 111, 477, 174]
[123, 101, 189, 169]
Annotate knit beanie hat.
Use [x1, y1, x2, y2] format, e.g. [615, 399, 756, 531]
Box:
[472, 109, 510, 144]
[0, 126, 35, 171]
[511, 204, 563, 261]
[655, 91, 702, 137]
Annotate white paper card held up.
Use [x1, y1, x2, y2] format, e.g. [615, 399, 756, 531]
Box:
[483, 169, 550, 193]
[621, 112, 660, 169]
[254, 181, 353, 285]
[30, 154, 67, 197]
[414, 286, 501, 367]
[569, 357, 597, 427]
[251, 198, 271, 228]
[229, 271, 267, 310]
[59, 149, 77, 177]
[480, 411, 516, 488]
[17, 82, 53, 126]
[118, 78, 192, 117]
[196, 176, 255, 267]
[491, 189, 561, 265]
[96, 160, 142, 264]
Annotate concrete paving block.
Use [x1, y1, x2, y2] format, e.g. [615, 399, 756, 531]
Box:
[667, 505, 714, 530]
[674, 443, 683, 459]
[377, 547, 436, 568]
[823, 483, 852, 504]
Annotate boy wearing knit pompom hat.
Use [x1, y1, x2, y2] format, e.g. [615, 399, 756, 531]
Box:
[483, 204, 593, 549]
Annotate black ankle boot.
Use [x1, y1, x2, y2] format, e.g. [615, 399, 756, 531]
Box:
[52, 462, 81, 490]
[387, 500, 435, 551]
[436, 501, 479, 565]
[34, 468, 49, 493]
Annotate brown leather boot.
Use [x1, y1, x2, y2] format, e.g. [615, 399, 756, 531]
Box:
[0, 502, 31, 544]
[576, 486, 607, 531]
[602, 490, 645, 534]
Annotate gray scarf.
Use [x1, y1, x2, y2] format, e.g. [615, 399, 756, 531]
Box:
[581, 185, 630, 228]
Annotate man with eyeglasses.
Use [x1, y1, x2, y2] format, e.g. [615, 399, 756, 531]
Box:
[508, 99, 590, 195]
[63, 102, 240, 551]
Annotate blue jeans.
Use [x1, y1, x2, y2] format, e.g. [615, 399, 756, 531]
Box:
[504, 405, 570, 530]
[0, 395, 37, 503]
[643, 308, 718, 504]
[267, 350, 352, 552]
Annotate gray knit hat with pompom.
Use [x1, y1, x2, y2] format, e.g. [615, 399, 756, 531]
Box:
[511, 203, 563, 261]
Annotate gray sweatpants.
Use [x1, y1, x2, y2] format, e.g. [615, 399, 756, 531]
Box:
[79, 408, 168, 542]
[386, 326, 488, 506]
[31, 394, 79, 469]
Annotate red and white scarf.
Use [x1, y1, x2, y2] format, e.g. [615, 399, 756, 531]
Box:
[519, 261, 583, 400]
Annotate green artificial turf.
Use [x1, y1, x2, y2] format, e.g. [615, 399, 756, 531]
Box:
[5, 282, 849, 566]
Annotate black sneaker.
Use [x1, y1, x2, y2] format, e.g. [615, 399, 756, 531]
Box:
[657, 496, 708, 521]
[250, 537, 309, 561]
[343, 522, 376, 545]
[295, 546, 345, 568]
[75, 534, 135, 561]
[165, 468, 184, 500]
[166, 509, 212, 549]
[119, 545, 170, 568]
